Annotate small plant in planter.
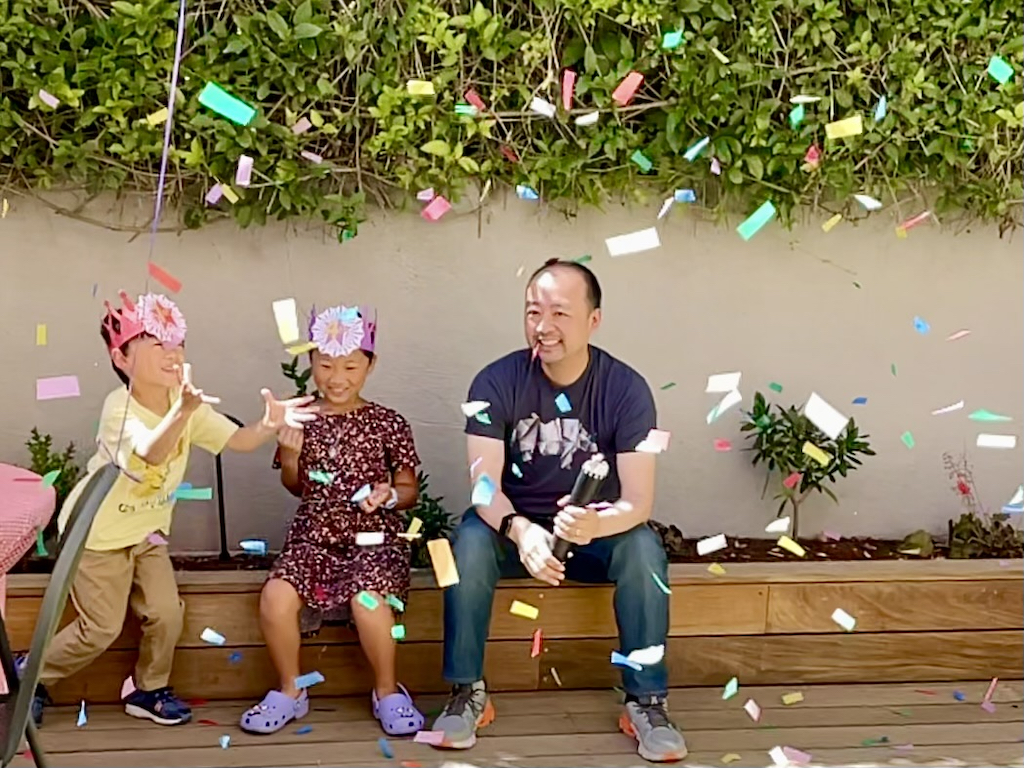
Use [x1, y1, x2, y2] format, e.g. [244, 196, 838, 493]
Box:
[405, 471, 452, 568]
[944, 452, 1023, 559]
[24, 428, 84, 554]
[740, 392, 876, 538]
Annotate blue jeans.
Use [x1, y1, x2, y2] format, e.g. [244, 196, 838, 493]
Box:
[442, 509, 669, 697]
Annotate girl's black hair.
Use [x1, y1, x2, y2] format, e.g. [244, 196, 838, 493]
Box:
[309, 349, 375, 362]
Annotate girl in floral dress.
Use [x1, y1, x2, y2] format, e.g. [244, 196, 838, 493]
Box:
[240, 304, 425, 736]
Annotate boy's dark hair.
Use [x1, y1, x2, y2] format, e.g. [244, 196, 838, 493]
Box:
[527, 258, 603, 310]
[100, 319, 132, 386]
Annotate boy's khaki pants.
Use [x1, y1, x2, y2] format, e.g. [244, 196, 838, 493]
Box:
[40, 540, 184, 691]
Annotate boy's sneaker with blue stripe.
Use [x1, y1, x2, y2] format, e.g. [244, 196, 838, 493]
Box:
[14, 654, 51, 727]
[124, 687, 192, 725]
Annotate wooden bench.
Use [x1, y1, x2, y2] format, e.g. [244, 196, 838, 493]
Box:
[6, 559, 1021, 705]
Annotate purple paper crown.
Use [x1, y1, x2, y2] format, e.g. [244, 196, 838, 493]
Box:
[307, 304, 377, 357]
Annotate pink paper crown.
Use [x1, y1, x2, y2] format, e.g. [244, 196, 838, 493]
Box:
[307, 304, 376, 357]
[102, 291, 187, 352]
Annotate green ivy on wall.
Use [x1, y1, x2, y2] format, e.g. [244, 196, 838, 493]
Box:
[0, 0, 1021, 239]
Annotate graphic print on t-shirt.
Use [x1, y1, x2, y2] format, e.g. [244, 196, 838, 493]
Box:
[512, 414, 598, 469]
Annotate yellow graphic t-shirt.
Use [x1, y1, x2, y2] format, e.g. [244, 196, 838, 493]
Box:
[58, 387, 239, 551]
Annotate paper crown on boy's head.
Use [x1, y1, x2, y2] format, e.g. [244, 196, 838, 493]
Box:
[307, 304, 377, 357]
[102, 290, 187, 352]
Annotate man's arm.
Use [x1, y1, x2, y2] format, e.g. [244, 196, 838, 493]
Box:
[466, 435, 518, 530]
[595, 450, 657, 537]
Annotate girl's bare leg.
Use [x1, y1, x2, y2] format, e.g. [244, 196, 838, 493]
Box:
[260, 578, 304, 697]
[350, 590, 398, 697]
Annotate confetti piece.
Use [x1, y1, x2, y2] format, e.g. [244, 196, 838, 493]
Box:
[421, 195, 451, 222]
[376, 736, 394, 758]
[987, 55, 1014, 85]
[825, 115, 863, 139]
[173, 487, 213, 500]
[145, 107, 169, 126]
[404, 518, 423, 537]
[801, 442, 830, 466]
[651, 572, 672, 594]
[769, 382, 783, 393]
[831, 607, 856, 631]
[147, 532, 168, 546]
[295, 671, 325, 689]
[737, 201, 776, 241]
[611, 651, 643, 671]
[969, 409, 1013, 422]
[626, 644, 665, 666]
[900, 210, 932, 232]
[35, 530, 47, 556]
[706, 371, 741, 393]
[783, 472, 801, 489]
[710, 157, 722, 175]
[612, 71, 643, 105]
[983, 677, 999, 701]
[475, 413, 491, 425]
[229, 651, 242, 663]
[697, 533, 727, 556]
[391, 624, 406, 641]
[454, 103, 477, 116]
[77, 701, 90, 728]
[198, 82, 256, 126]
[511, 463, 523, 478]
[38, 89, 60, 108]
[913, 316, 930, 334]
[789, 104, 805, 129]
[530, 96, 556, 118]
[803, 144, 821, 166]
[821, 213, 842, 232]
[605, 227, 660, 256]
[977, 434, 1017, 449]
[722, 754, 742, 764]
[851, 397, 867, 405]
[981, 700, 997, 713]
[782, 691, 804, 705]
[464, 89, 486, 111]
[636, 428, 671, 453]
[891, 363, 898, 376]
[515, 184, 539, 201]
[291, 116, 312, 135]
[777, 536, 806, 557]
[351, 484, 373, 504]
[531, 628, 543, 657]
[574, 110, 599, 126]
[416, 187, 435, 202]
[428, 538, 460, 587]
[946, 329, 970, 341]
[219, 735, 230, 749]
[148, 261, 182, 293]
[804, 392, 848, 440]
[854, 193, 882, 211]
[1007, 487, 1024, 506]
[662, 29, 683, 49]
[413, 730, 446, 745]
[120, 676, 136, 700]
[765, 517, 790, 534]
[683, 136, 710, 162]
[744, 699, 761, 722]
[218, 184, 239, 204]
[500, 145, 520, 163]
[1, 198, 7, 218]
[35, 323, 48, 346]
[874, 95, 888, 120]
[471, 474, 496, 506]
[308, 470, 335, 485]
[201, 627, 226, 645]
[713, 439, 732, 452]
[901, 431, 915, 449]
[707, 389, 743, 424]
[271, 298, 301, 345]
[561, 69, 576, 110]
[510, 600, 539, 620]
[628, 149, 654, 173]
[783, 746, 812, 764]
[356, 531, 385, 547]
[657, 197, 674, 220]
[674, 189, 696, 203]
[296, 725, 313, 735]
[205, 184, 223, 205]
[356, 591, 380, 610]
[235, 155, 253, 187]
[710, 47, 729, 64]
[703, 564, 726, 578]
[406, 79, 435, 96]
[550, 667, 562, 686]
[660, 382, 676, 390]
[722, 677, 739, 699]
[36, 375, 80, 401]
[953, 690, 966, 701]
[299, 151, 323, 165]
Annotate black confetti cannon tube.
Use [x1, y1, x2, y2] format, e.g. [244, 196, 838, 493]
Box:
[552, 453, 609, 562]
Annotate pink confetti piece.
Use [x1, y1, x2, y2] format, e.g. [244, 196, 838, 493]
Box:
[38, 89, 60, 108]
[981, 700, 997, 713]
[561, 69, 576, 111]
[804, 144, 821, 166]
[120, 676, 136, 700]
[413, 730, 446, 746]
[205, 183, 224, 205]
[300, 150, 323, 164]
[611, 71, 643, 106]
[148, 261, 182, 293]
[899, 210, 931, 231]
[234, 155, 253, 187]
[783, 472, 802, 489]
[36, 375, 81, 401]
[743, 699, 761, 722]
[292, 117, 312, 135]
[983, 677, 999, 701]
[782, 746, 812, 764]
[531, 628, 542, 658]
[710, 157, 722, 175]
[946, 329, 970, 342]
[500, 145, 519, 163]
[421, 195, 451, 222]
[147, 532, 168, 546]
[713, 439, 732, 452]
[893, 744, 914, 751]
[820, 530, 842, 541]
[464, 89, 486, 111]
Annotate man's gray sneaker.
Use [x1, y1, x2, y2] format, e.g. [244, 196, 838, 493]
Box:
[431, 681, 494, 749]
[619, 695, 688, 762]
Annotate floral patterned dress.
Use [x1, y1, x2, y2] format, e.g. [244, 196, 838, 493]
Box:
[269, 402, 420, 635]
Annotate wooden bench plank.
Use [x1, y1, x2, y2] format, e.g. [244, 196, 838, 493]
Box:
[767, 580, 1024, 633]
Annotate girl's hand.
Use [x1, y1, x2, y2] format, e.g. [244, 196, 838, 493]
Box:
[360, 482, 393, 513]
[277, 426, 304, 457]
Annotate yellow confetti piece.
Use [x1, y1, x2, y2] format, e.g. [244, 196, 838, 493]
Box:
[1, 198, 8, 218]
[285, 341, 317, 356]
[427, 538, 460, 587]
[221, 184, 239, 204]
[777, 535, 806, 557]
[821, 213, 843, 232]
[895, 226, 908, 239]
[146, 107, 169, 126]
[406, 517, 423, 536]
[509, 600, 539, 620]
[36, 324, 47, 346]
[707, 563, 726, 575]
[722, 755, 742, 765]
[802, 441, 831, 466]
[406, 79, 435, 96]
[825, 115, 863, 139]
[782, 691, 805, 705]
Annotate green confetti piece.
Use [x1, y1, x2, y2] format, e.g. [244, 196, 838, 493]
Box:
[41, 469, 61, 488]
[987, 55, 1014, 85]
[198, 82, 256, 126]
[968, 409, 1013, 422]
[901, 431, 915, 449]
[308, 470, 335, 484]
[574, 254, 592, 264]
[737, 200, 777, 241]
[722, 677, 739, 699]
[651, 572, 672, 595]
[769, 382, 783, 393]
[630, 149, 653, 172]
[340, 229, 355, 241]
[789, 104, 805, 128]
[891, 363, 897, 376]
[35, 530, 48, 557]
[173, 487, 213, 501]
[474, 412, 492, 425]
[454, 103, 477, 116]
[390, 624, 406, 640]
[661, 30, 683, 50]
[853, 281, 862, 289]
[660, 382, 677, 390]
[356, 591, 379, 610]
[385, 594, 405, 612]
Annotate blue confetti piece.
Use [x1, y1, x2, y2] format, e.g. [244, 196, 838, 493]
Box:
[472, 474, 496, 506]
[511, 463, 523, 478]
[239, 539, 267, 556]
[77, 700, 87, 727]
[610, 651, 643, 671]
[378, 736, 394, 758]
[874, 95, 888, 121]
[1003, 504, 1023, 514]
[515, 184, 539, 201]
[228, 651, 243, 664]
[913, 316, 931, 335]
[294, 671, 325, 689]
[474, 412, 492, 425]
[953, 690, 966, 701]
[340, 306, 359, 323]
[173, 486, 213, 501]
[219, 734, 231, 749]
[555, 393, 571, 413]
[673, 189, 696, 203]
[852, 397, 868, 405]
[683, 136, 710, 162]
[296, 725, 313, 735]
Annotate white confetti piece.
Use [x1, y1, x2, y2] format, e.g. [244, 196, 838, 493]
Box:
[460, 400, 490, 418]
[235, 154, 254, 187]
[707, 389, 742, 424]
[351, 484, 372, 503]
[201, 627, 226, 645]
[635, 428, 671, 453]
[765, 517, 791, 534]
[706, 371, 741, 393]
[931, 400, 964, 415]
[625, 644, 665, 666]
[697, 533, 727, 556]
[574, 110, 599, 126]
[853, 193, 882, 211]
[530, 96, 556, 118]
[605, 227, 660, 257]
[356, 531, 385, 546]
[789, 95, 821, 104]
[744, 698, 761, 721]
[831, 607, 856, 631]
[977, 434, 1017, 449]
[291, 117, 312, 135]
[272, 298, 301, 345]
[803, 392, 849, 440]
[38, 89, 60, 108]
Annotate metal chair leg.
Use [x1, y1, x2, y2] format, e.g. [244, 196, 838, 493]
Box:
[24, 721, 46, 768]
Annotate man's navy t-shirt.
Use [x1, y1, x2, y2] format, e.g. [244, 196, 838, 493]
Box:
[464, 346, 657, 523]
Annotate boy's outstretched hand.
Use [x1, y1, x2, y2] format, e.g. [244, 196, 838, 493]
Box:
[177, 363, 222, 413]
[260, 389, 318, 431]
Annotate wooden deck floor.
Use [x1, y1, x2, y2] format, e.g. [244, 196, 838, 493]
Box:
[12, 680, 1023, 767]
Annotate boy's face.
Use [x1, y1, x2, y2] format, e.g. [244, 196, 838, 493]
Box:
[311, 349, 373, 407]
[113, 336, 185, 389]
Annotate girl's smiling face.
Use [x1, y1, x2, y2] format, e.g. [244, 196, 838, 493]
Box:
[311, 348, 374, 409]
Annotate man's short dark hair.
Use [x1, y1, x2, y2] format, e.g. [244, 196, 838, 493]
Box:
[527, 258, 602, 311]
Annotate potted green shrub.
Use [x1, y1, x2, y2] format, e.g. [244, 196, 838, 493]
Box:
[740, 392, 875, 538]
[24, 428, 83, 556]
[943, 452, 1023, 558]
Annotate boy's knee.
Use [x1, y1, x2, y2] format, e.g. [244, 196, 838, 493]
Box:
[78, 620, 123, 652]
[145, 597, 185, 635]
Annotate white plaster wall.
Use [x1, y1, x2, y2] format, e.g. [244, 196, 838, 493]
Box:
[1, 196, 1020, 552]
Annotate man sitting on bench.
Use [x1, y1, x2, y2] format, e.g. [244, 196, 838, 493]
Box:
[430, 259, 687, 763]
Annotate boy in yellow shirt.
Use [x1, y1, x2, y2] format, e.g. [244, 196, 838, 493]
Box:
[23, 290, 316, 727]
